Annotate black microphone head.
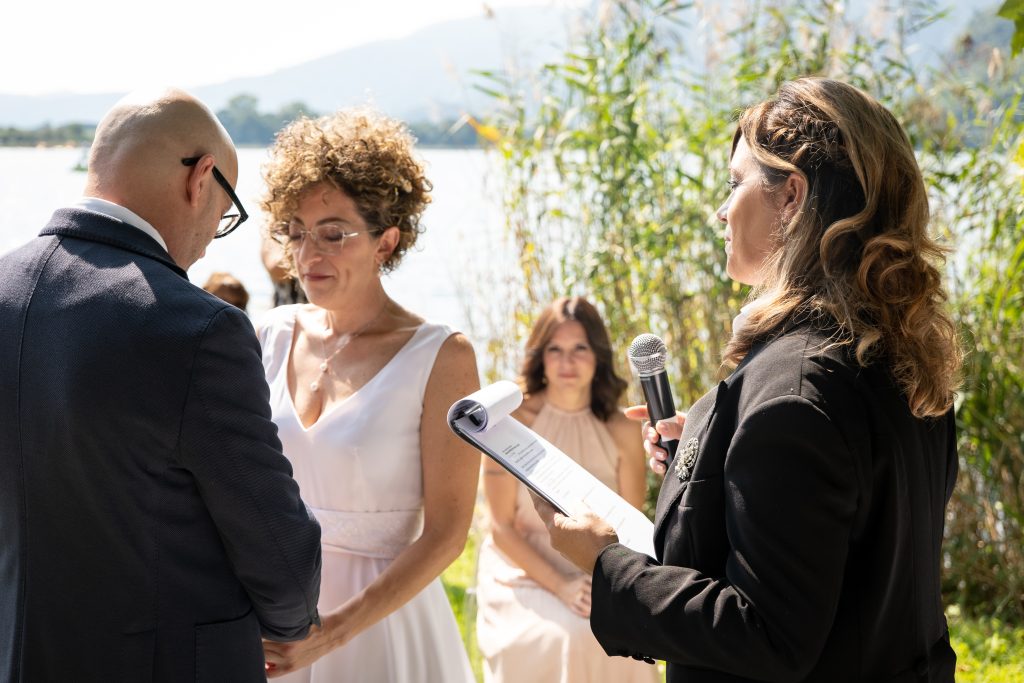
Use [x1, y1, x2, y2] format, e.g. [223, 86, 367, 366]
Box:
[628, 333, 668, 376]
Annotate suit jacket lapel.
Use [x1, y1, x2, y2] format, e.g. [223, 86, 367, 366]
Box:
[39, 208, 187, 279]
[652, 380, 729, 547]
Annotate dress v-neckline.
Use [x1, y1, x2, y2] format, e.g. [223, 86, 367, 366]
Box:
[285, 309, 425, 432]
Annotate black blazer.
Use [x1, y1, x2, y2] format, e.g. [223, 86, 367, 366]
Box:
[0, 209, 322, 683]
[590, 323, 957, 682]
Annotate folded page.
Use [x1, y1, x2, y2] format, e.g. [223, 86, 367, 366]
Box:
[446, 380, 523, 433]
[448, 382, 655, 558]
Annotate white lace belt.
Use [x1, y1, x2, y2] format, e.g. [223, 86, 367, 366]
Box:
[311, 507, 424, 559]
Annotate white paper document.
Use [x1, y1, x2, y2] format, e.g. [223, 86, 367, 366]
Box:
[448, 381, 656, 558]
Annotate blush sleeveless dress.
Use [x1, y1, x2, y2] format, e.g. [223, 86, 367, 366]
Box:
[475, 402, 660, 683]
[258, 305, 474, 683]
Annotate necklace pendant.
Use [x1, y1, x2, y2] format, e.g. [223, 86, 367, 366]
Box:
[310, 380, 320, 392]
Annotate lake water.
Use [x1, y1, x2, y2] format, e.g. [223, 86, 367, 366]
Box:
[0, 147, 506, 334]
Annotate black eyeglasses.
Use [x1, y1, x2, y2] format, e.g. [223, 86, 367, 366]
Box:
[181, 156, 248, 238]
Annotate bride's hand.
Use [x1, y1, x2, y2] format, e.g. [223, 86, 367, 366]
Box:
[555, 574, 593, 619]
[263, 624, 338, 677]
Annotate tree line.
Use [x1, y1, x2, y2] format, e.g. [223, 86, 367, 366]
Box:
[0, 94, 481, 148]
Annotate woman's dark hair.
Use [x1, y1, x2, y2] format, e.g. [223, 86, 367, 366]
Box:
[518, 296, 627, 421]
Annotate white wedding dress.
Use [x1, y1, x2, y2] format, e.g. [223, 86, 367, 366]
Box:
[259, 305, 475, 683]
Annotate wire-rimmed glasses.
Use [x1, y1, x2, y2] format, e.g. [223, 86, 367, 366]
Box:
[269, 222, 368, 255]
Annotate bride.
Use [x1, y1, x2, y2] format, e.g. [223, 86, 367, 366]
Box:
[257, 109, 479, 681]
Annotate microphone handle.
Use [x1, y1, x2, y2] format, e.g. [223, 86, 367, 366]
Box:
[639, 371, 679, 459]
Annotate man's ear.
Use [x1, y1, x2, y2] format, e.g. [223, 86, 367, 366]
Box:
[779, 171, 807, 223]
[185, 154, 216, 208]
[374, 226, 400, 266]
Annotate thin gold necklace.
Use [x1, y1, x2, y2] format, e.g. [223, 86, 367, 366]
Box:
[309, 301, 388, 393]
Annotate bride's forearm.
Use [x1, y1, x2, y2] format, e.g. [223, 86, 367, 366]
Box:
[319, 529, 465, 649]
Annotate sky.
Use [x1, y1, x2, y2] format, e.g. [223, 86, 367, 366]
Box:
[1, 0, 568, 95]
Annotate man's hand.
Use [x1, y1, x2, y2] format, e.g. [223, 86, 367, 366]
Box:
[624, 404, 686, 477]
[531, 496, 618, 575]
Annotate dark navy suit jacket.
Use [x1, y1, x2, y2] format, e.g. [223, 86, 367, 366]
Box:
[590, 323, 958, 682]
[0, 209, 322, 682]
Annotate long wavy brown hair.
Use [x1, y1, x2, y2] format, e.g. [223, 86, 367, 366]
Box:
[725, 77, 961, 418]
[519, 297, 628, 422]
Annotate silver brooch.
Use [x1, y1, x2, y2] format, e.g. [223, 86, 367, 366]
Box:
[674, 437, 699, 482]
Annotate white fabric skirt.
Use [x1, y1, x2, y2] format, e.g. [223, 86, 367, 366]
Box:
[275, 549, 474, 683]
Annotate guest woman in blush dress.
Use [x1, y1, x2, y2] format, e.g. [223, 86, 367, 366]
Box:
[475, 296, 658, 683]
[257, 109, 479, 682]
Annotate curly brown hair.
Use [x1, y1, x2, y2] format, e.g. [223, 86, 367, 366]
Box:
[518, 296, 628, 422]
[725, 78, 962, 418]
[260, 108, 431, 273]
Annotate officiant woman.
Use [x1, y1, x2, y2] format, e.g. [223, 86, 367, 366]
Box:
[535, 78, 962, 682]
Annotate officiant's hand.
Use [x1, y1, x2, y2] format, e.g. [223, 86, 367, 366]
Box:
[263, 624, 336, 677]
[624, 404, 686, 477]
[532, 495, 618, 575]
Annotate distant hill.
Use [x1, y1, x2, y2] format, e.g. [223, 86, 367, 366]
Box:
[0, 1, 984, 129]
[0, 5, 570, 128]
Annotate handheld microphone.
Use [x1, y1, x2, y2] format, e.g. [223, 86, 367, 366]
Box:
[628, 333, 679, 460]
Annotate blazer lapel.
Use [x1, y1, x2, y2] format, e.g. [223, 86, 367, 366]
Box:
[652, 380, 729, 546]
[38, 208, 187, 279]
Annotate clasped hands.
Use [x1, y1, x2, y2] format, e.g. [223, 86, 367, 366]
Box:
[263, 407, 689, 673]
[531, 405, 686, 574]
[263, 623, 335, 678]
[557, 573, 593, 618]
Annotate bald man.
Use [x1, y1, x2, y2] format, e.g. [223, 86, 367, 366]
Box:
[0, 89, 322, 683]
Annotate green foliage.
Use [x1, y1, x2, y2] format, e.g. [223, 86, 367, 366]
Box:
[476, 0, 743, 401]
[1000, 0, 1024, 56]
[949, 607, 1024, 680]
[216, 94, 481, 147]
[473, 0, 1024, 618]
[924, 20, 1024, 621]
[215, 94, 319, 145]
[0, 96, 481, 149]
[441, 527, 483, 681]
[408, 117, 481, 147]
[0, 122, 94, 147]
